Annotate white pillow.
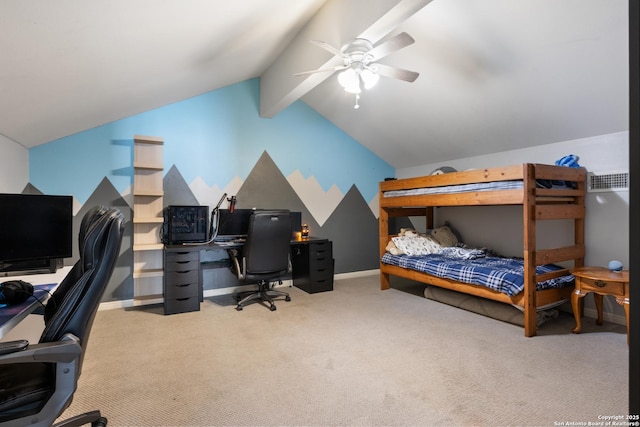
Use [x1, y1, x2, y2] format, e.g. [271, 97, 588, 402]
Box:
[391, 235, 442, 256]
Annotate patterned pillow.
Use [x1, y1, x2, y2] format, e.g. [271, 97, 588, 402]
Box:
[391, 235, 442, 256]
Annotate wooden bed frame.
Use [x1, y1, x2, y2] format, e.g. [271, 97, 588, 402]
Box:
[379, 163, 586, 337]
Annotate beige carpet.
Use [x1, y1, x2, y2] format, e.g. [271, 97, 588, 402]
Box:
[58, 274, 628, 426]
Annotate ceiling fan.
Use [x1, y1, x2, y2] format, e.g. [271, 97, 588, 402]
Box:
[294, 32, 419, 109]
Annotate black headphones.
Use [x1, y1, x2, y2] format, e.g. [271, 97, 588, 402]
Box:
[0, 280, 34, 305]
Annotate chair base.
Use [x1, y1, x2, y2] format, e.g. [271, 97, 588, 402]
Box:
[236, 281, 291, 311]
[53, 410, 106, 427]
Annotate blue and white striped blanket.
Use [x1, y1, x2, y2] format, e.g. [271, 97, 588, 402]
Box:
[381, 253, 574, 297]
[382, 179, 575, 198]
[383, 180, 522, 198]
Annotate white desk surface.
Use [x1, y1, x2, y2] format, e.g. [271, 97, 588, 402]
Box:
[0, 266, 71, 339]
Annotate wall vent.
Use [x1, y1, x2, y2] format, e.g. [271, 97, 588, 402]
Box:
[587, 171, 629, 192]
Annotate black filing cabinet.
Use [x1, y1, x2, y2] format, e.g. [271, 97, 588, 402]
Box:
[164, 248, 201, 315]
[292, 239, 334, 293]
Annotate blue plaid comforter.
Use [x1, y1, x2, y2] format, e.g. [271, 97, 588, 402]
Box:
[381, 253, 574, 296]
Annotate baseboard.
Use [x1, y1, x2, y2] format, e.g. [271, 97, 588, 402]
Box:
[583, 307, 627, 326]
[334, 269, 379, 280]
[98, 298, 160, 311]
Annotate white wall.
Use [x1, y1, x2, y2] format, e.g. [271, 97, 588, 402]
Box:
[0, 135, 29, 193]
[397, 131, 629, 324]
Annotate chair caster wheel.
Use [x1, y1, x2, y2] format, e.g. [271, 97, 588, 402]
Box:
[270, 304, 277, 311]
[92, 417, 108, 427]
[236, 305, 243, 311]
[285, 296, 291, 302]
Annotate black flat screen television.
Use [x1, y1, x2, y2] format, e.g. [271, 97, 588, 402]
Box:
[0, 193, 73, 275]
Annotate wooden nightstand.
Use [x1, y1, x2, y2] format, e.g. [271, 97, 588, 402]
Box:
[571, 266, 629, 344]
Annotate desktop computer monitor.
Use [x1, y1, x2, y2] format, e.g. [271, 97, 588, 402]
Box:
[215, 209, 253, 239]
[214, 209, 302, 240]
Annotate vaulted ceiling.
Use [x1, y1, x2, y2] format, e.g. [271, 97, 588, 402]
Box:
[0, 0, 628, 169]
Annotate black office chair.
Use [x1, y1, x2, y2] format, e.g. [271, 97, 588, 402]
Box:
[0, 206, 125, 427]
[231, 210, 292, 311]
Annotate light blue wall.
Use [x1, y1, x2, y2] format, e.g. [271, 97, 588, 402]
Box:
[30, 79, 393, 206]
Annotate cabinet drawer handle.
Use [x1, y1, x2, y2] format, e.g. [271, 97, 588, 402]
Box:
[594, 280, 607, 288]
[176, 261, 191, 264]
[177, 283, 192, 288]
[176, 297, 191, 301]
[176, 270, 191, 274]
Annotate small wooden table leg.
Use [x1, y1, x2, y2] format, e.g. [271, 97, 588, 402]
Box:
[593, 293, 604, 325]
[571, 290, 584, 334]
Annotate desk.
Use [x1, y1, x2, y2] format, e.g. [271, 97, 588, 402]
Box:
[0, 266, 70, 339]
[163, 237, 333, 314]
[0, 283, 56, 338]
[571, 266, 629, 344]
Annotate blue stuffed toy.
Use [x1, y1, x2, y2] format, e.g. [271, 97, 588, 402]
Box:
[555, 154, 580, 168]
[536, 154, 581, 189]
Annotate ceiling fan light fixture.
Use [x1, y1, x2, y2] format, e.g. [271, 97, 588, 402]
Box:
[297, 32, 418, 106]
[337, 68, 361, 94]
[360, 68, 379, 89]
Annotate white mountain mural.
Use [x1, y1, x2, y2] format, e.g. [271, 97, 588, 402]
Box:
[286, 170, 345, 226]
[368, 194, 379, 219]
[190, 176, 243, 211]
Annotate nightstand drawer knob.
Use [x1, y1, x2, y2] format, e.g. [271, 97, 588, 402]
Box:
[594, 280, 607, 288]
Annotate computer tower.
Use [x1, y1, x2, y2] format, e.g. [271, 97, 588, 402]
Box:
[162, 205, 209, 244]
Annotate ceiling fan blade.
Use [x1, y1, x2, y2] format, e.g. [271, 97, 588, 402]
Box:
[373, 63, 419, 82]
[368, 32, 415, 62]
[309, 40, 345, 58]
[293, 65, 348, 76]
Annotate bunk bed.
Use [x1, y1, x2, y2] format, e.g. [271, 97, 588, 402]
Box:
[379, 163, 586, 337]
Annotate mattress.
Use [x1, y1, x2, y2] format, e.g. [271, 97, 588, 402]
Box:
[381, 252, 574, 297]
[382, 179, 575, 198]
[382, 180, 523, 198]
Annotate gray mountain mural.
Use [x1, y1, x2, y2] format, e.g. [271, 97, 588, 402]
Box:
[163, 164, 199, 207]
[237, 151, 378, 274]
[321, 184, 379, 273]
[236, 151, 320, 233]
[21, 183, 43, 195]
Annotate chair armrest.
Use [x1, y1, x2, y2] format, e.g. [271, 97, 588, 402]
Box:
[0, 337, 81, 365]
[228, 249, 245, 280]
[0, 339, 29, 355]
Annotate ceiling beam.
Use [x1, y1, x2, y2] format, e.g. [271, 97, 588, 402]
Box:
[259, 0, 432, 118]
